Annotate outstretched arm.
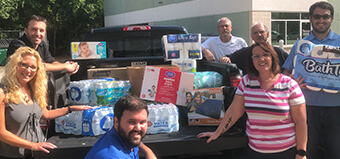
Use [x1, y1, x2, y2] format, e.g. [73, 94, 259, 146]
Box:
[42, 105, 92, 120]
[197, 94, 245, 143]
[44, 61, 79, 75]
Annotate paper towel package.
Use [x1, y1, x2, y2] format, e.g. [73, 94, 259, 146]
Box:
[293, 40, 340, 93]
[162, 34, 202, 61]
[140, 66, 195, 106]
[71, 42, 106, 59]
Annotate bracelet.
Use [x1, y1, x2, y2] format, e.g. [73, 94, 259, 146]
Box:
[67, 105, 72, 113]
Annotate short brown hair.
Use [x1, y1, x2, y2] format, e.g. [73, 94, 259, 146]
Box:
[246, 42, 280, 77]
[309, 1, 334, 17]
[114, 95, 149, 121]
[25, 15, 47, 28]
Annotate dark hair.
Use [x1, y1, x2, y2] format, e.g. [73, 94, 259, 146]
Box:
[114, 95, 149, 120]
[309, 1, 334, 17]
[193, 91, 201, 98]
[25, 15, 47, 28]
[246, 42, 280, 77]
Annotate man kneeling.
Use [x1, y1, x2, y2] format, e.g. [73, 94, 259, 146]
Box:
[85, 95, 156, 159]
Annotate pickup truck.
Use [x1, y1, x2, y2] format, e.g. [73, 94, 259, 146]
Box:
[35, 25, 247, 159]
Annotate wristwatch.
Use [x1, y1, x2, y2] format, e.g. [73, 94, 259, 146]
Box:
[296, 149, 306, 156]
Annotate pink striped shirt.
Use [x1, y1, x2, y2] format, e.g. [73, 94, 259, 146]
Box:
[236, 74, 305, 153]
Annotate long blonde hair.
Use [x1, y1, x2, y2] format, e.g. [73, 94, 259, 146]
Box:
[1, 47, 48, 108]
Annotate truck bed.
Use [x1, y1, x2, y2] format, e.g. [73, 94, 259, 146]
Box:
[35, 106, 247, 159]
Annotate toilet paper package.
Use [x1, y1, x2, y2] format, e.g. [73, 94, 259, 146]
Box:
[162, 34, 202, 61]
[82, 107, 114, 136]
[293, 40, 340, 93]
[171, 59, 197, 72]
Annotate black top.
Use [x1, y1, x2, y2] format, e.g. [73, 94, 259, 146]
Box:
[7, 34, 55, 63]
[229, 46, 288, 75]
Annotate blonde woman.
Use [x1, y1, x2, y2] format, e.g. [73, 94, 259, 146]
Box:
[0, 47, 91, 158]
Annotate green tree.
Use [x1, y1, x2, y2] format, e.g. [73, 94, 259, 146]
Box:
[0, 0, 104, 57]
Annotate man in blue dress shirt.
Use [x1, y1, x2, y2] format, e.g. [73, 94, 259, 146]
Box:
[283, 2, 340, 159]
[85, 95, 156, 159]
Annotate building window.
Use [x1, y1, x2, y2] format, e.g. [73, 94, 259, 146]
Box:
[271, 12, 311, 46]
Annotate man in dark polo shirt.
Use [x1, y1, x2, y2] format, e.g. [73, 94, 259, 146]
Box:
[229, 22, 288, 75]
[7, 15, 79, 74]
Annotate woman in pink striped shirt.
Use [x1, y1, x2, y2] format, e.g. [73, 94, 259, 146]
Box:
[197, 42, 307, 159]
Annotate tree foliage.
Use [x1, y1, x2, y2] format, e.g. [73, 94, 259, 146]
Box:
[0, 0, 104, 56]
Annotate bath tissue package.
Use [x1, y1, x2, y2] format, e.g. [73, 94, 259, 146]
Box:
[293, 40, 340, 93]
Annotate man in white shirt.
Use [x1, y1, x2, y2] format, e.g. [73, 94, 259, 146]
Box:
[201, 17, 248, 63]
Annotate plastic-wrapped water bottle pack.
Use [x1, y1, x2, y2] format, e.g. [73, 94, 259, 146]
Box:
[69, 78, 131, 106]
[147, 103, 179, 134]
[55, 106, 114, 136]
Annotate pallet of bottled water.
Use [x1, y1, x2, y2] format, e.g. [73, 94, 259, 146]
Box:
[69, 78, 131, 106]
[55, 106, 114, 136]
[147, 103, 179, 134]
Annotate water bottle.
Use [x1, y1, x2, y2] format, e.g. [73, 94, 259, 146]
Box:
[122, 80, 131, 96]
[104, 81, 114, 106]
[168, 103, 179, 132]
[73, 111, 83, 135]
[147, 104, 158, 134]
[158, 105, 170, 133]
[95, 81, 109, 105]
[111, 81, 119, 105]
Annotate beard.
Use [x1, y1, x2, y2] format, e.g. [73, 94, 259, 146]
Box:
[117, 123, 145, 149]
[312, 22, 331, 34]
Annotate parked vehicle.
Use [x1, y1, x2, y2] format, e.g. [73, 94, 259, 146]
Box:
[35, 25, 247, 159]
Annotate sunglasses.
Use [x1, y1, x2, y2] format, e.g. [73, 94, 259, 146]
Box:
[311, 14, 332, 20]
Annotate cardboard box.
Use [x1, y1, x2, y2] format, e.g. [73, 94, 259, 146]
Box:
[128, 65, 180, 97]
[71, 42, 106, 59]
[186, 87, 225, 126]
[139, 66, 194, 105]
[162, 34, 202, 61]
[188, 112, 224, 126]
[87, 67, 129, 80]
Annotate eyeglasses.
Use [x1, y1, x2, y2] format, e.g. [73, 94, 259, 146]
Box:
[252, 53, 271, 60]
[311, 14, 332, 20]
[218, 25, 230, 28]
[20, 62, 38, 71]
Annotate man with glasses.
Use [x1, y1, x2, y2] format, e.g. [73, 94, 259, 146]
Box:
[229, 22, 288, 75]
[201, 17, 247, 63]
[282, 1, 340, 159]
